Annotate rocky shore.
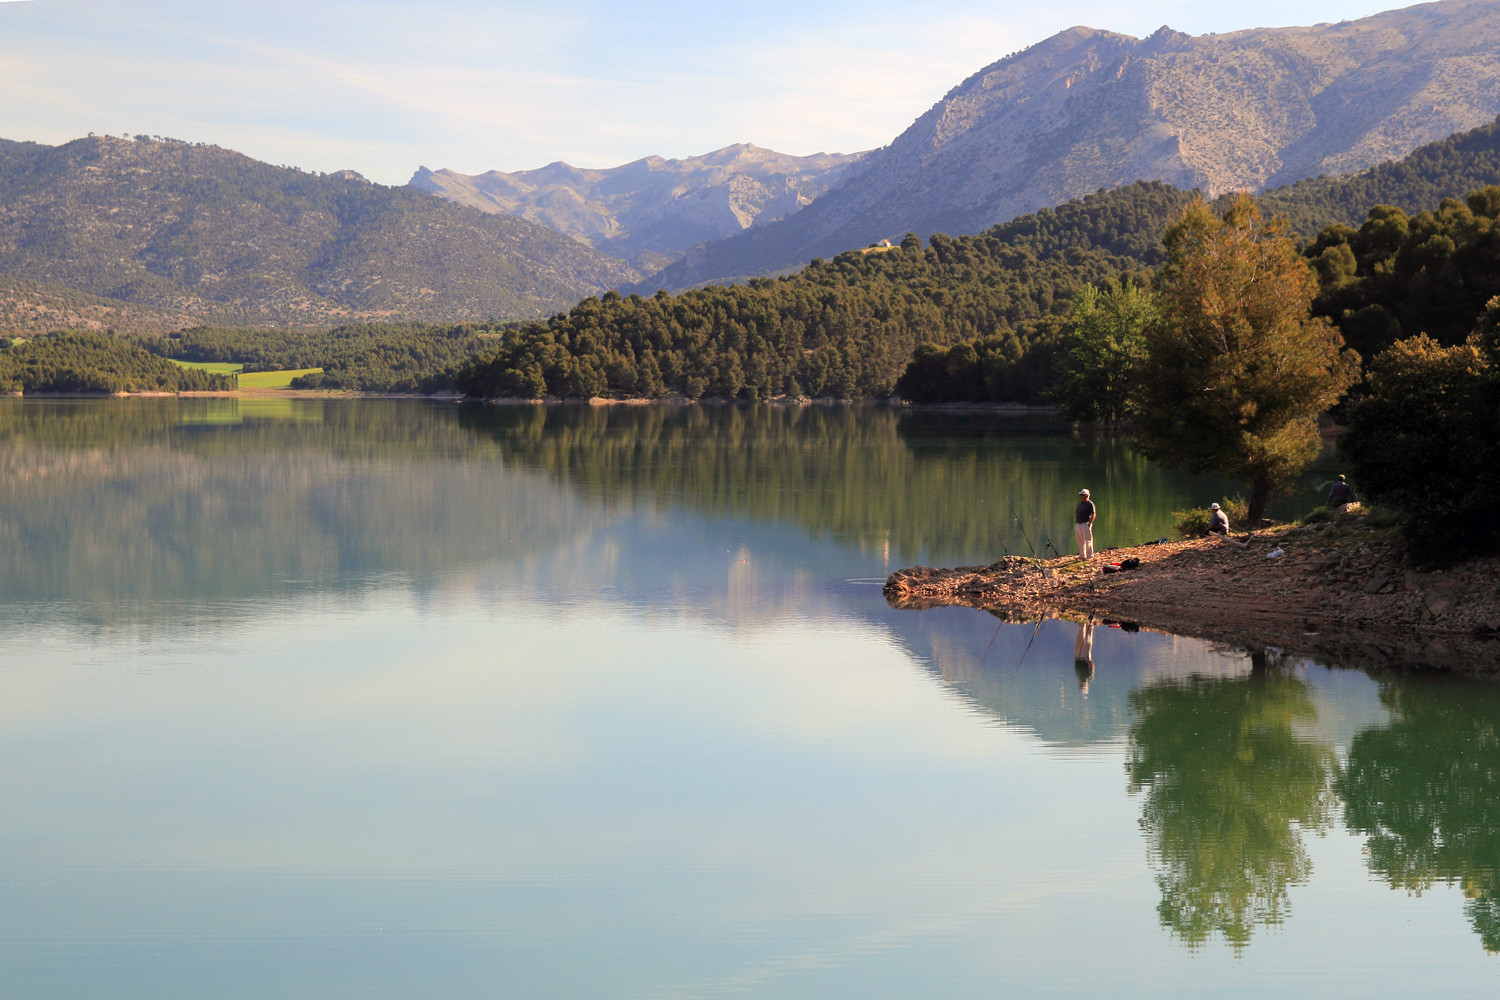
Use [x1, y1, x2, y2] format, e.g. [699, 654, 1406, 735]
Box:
[884, 516, 1500, 676]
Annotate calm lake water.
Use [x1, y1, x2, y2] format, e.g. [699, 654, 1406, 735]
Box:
[1, 398, 1496, 998]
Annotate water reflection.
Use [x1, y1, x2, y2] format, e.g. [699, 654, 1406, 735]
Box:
[1339, 676, 1500, 952]
[5, 397, 1500, 991]
[1125, 654, 1339, 950]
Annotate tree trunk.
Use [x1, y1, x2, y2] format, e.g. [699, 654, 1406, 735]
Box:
[1247, 475, 1271, 525]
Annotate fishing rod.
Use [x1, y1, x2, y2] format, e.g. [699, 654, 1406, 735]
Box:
[1013, 507, 1052, 578]
[979, 617, 1004, 664]
[1013, 615, 1045, 674]
[1020, 493, 1064, 564]
[979, 499, 1010, 559]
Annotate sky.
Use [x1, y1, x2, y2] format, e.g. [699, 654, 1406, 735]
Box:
[0, 0, 1413, 185]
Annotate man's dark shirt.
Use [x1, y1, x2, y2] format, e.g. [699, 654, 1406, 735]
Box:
[1329, 482, 1354, 506]
[1076, 500, 1095, 524]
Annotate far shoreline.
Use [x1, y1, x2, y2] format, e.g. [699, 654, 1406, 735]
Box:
[8, 389, 1061, 412]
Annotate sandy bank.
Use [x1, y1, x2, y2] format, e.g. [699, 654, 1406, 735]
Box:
[884, 519, 1500, 676]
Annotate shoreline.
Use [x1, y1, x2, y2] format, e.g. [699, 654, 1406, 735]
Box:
[8, 389, 1058, 411]
[884, 519, 1500, 677]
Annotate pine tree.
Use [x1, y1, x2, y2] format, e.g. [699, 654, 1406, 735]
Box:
[1133, 196, 1359, 522]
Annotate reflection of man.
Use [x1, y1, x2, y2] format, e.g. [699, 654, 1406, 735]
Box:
[1074, 488, 1096, 559]
[1073, 620, 1095, 693]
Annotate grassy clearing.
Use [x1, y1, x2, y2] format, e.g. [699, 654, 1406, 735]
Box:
[236, 367, 323, 389]
[170, 360, 244, 374]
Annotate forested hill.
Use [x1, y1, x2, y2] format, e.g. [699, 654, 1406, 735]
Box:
[455, 115, 1500, 402]
[0, 136, 640, 329]
[640, 0, 1500, 291]
[1259, 118, 1500, 237]
[456, 181, 1197, 403]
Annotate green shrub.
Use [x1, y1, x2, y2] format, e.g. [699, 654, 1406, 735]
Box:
[1173, 494, 1249, 538]
[1171, 508, 1211, 538]
[1300, 505, 1335, 524]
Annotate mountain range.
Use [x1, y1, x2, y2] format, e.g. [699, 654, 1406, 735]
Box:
[0, 136, 638, 331]
[3, 0, 1500, 333]
[641, 0, 1500, 291]
[409, 144, 864, 274]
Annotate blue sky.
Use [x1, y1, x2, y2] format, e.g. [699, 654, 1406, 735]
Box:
[1, 0, 1409, 184]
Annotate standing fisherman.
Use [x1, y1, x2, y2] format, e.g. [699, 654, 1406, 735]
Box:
[1328, 474, 1354, 509]
[1074, 488, 1096, 559]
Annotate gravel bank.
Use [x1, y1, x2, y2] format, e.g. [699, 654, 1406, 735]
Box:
[884, 519, 1500, 676]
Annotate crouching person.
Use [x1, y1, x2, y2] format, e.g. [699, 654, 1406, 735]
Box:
[1208, 502, 1230, 536]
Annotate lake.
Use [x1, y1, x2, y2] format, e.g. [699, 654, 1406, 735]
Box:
[1, 398, 1496, 998]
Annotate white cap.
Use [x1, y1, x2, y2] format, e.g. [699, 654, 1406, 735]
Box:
[1210, 502, 1221, 510]
[1079, 488, 1090, 496]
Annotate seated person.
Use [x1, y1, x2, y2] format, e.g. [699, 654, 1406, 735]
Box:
[1208, 502, 1230, 535]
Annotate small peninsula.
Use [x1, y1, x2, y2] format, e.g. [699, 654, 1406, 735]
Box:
[884, 517, 1500, 676]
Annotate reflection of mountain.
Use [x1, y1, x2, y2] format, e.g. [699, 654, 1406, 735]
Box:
[1126, 662, 1338, 950]
[1340, 677, 1500, 953]
[0, 399, 592, 618]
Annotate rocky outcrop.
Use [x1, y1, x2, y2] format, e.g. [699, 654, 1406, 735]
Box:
[409, 144, 866, 272]
[647, 0, 1500, 290]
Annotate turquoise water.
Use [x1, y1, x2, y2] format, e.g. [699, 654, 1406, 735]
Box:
[0, 399, 1494, 998]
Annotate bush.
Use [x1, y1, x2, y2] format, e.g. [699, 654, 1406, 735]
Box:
[1171, 495, 1248, 538]
[1340, 325, 1500, 565]
[1171, 508, 1211, 538]
[1300, 505, 1335, 525]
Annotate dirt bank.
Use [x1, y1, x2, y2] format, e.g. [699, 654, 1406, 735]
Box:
[884, 516, 1500, 677]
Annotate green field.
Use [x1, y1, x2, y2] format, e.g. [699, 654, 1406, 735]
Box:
[168, 360, 323, 388]
[236, 367, 323, 389]
[171, 360, 244, 374]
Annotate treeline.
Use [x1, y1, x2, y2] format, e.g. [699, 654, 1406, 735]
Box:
[0, 332, 233, 393]
[1257, 117, 1500, 238]
[899, 183, 1500, 404]
[1306, 186, 1500, 356]
[145, 323, 496, 392]
[453, 181, 1191, 401]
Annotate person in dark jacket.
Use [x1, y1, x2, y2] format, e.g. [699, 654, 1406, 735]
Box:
[1328, 475, 1354, 508]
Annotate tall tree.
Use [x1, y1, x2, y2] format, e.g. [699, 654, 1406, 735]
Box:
[1133, 196, 1359, 522]
[1052, 280, 1158, 425]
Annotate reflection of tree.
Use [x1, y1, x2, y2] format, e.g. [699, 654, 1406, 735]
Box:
[1339, 678, 1500, 952]
[1126, 659, 1337, 950]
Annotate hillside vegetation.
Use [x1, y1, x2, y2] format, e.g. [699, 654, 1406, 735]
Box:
[0, 274, 198, 336]
[0, 135, 639, 329]
[455, 182, 1194, 402]
[0, 332, 233, 393]
[150, 323, 495, 393]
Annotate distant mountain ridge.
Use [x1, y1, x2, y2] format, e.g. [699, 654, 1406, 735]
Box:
[0, 136, 639, 330]
[643, 0, 1500, 291]
[409, 143, 865, 272]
